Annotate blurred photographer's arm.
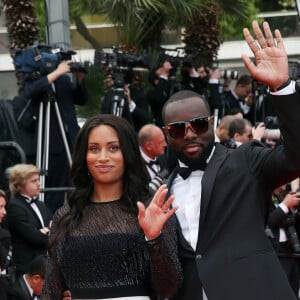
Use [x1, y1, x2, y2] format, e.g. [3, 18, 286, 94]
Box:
[47, 60, 72, 84]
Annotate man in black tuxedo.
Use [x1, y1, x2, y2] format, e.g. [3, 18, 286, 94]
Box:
[162, 21, 300, 300]
[224, 74, 254, 122]
[7, 255, 47, 300]
[138, 124, 168, 180]
[267, 185, 300, 297]
[6, 164, 52, 279]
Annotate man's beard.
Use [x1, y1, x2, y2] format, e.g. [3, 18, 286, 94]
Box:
[175, 139, 215, 170]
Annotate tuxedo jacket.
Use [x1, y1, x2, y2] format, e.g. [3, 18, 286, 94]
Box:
[267, 197, 300, 254]
[7, 276, 33, 300]
[168, 92, 300, 300]
[225, 90, 254, 122]
[6, 195, 52, 276]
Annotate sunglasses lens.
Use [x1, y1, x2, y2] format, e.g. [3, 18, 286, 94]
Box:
[167, 122, 186, 139]
[166, 117, 210, 139]
[191, 117, 209, 134]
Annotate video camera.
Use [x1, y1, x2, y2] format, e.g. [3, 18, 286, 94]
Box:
[13, 44, 88, 76]
[94, 48, 150, 70]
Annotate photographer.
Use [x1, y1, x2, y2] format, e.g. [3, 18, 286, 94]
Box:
[147, 58, 178, 127]
[267, 184, 300, 297]
[23, 60, 88, 213]
[101, 71, 133, 125]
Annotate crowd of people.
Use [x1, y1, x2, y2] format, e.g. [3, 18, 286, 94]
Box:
[1, 20, 300, 300]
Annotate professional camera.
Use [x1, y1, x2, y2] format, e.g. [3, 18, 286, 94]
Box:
[220, 69, 239, 80]
[149, 169, 170, 195]
[14, 44, 88, 75]
[94, 49, 150, 70]
[212, 60, 239, 80]
[283, 212, 300, 253]
[263, 116, 281, 140]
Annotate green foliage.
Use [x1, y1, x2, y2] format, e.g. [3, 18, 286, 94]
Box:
[76, 65, 105, 118]
[35, 0, 47, 42]
[219, 0, 258, 39]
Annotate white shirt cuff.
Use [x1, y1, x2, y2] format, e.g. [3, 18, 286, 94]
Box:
[279, 202, 289, 214]
[270, 80, 296, 95]
[128, 101, 136, 112]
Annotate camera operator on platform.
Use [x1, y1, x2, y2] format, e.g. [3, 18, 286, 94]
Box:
[267, 184, 300, 297]
[23, 60, 88, 213]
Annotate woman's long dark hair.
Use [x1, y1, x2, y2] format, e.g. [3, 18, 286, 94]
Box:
[50, 114, 150, 252]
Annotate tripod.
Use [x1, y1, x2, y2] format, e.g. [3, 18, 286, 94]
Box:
[111, 88, 126, 117]
[36, 88, 72, 202]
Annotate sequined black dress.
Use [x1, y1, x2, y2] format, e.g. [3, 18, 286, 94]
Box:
[41, 200, 182, 299]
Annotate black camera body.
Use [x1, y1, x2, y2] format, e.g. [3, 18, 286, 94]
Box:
[14, 44, 87, 75]
[283, 212, 300, 253]
[94, 49, 150, 70]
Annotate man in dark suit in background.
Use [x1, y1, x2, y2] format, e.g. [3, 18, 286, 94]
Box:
[162, 21, 300, 300]
[6, 164, 52, 279]
[7, 255, 47, 300]
[225, 74, 254, 122]
[267, 184, 300, 298]
[138, 124, 168, 180]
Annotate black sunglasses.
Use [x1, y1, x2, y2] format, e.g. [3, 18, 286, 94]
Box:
[164, 116, 211, 139]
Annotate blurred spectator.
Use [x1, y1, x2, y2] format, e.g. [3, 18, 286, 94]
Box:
[147, 58, 176, 127]
[126, 70, 149, 132]
[228, 118, 253, 147]
[101, 70, 133, 125]
[225, 74, 254, 122]
[138, 124, 168, 180]
[214, 115, 236, 143]
[7, 254, 47, 300]
[0, 189, 11, 300]
[267, 185, 300, 298]
[6, 164, 52, 279]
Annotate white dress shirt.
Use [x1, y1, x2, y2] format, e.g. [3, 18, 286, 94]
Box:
[171, 147, 215, 300]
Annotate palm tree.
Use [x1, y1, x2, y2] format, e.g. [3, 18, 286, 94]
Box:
[2, 0, 41, 91]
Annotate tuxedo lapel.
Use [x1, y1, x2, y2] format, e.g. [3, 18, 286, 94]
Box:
[19, 276, 33, 300]
[197, 144, 229, 250]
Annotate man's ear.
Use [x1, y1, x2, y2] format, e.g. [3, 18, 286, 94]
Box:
[32, 274, 42, 282]
[233, 133, 240, 141]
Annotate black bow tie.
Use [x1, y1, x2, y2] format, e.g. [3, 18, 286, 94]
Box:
[177, 163, 207, 180]
[149, 159, 159, 166]
[29, 197, 38, 205]
[238, 98, 245, 104]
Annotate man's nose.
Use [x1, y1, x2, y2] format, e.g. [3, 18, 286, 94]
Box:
[184, 125, 197, 140]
